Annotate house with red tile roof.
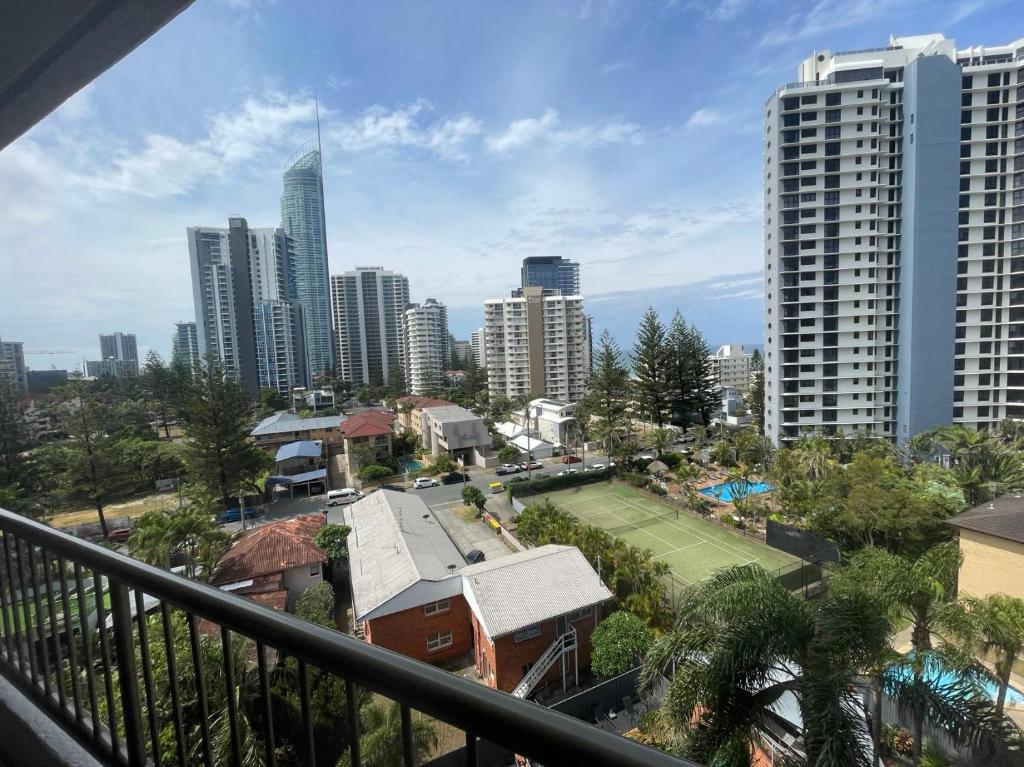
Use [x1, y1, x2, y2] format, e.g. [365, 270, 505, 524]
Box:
[211, 514, 328, 612]
[341, 410, 395, 466]
[394, 394, 455, 432]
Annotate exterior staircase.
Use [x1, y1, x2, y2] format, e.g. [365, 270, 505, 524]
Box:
[511, 626, 577, 699]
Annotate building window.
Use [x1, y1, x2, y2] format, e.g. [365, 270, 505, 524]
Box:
[427, 631, 453, 652]
[424, 599, 451, 617]
[514, 625, 542, 643]
[569, 606, 593, 622]
[309, 563, 321, 577]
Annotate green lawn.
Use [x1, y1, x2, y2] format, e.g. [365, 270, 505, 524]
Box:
[540, 482, 799, 585]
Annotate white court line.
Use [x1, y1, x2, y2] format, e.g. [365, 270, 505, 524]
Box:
[612, 492, 757, 562]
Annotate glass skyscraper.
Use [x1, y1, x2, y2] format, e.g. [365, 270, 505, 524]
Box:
[520, 256, 581, 295]
[281, 143, 334, 381]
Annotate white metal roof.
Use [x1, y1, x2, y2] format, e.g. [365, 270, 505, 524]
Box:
[345, 491, 465, 621]
[461, 545, 612, 638]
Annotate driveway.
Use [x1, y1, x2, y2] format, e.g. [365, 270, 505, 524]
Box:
[430, 500, 513, 563]
[220, 493, 326, 534]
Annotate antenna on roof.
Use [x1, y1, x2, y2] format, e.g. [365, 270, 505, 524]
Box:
[315, 95, 322, 154]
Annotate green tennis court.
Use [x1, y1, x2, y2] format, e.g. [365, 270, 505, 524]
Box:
[540, 482, 798, 584]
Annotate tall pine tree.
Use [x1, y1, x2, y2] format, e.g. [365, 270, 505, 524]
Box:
[142, 350, 175, 438]
[665, 311, 692, 430]
[183, 356, 270, 505]
[631, 308, 671, 427]
[683, 322, 721, 426]
[748, 348, 765, 432]
[582, 330, 632, 450]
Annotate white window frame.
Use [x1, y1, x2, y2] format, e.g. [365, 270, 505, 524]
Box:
[514, 625, 542, 643]
[423, 599, 451, 617]
[427, 630, 453, 652]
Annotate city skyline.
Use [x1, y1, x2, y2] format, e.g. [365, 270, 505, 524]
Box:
[2, 1, 1013, 370]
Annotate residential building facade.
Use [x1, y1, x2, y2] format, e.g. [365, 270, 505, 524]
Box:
[710, 344, 754, 391]
[251, 411, 347, 452]
[484, 287, 590, 401]
[330, 267, 410, 387]
[99, 332, 138, 372]
[470, 326, 487, 369]
[0, 338, 26, 394]
[84, 359, 137, 379]
[172, 321, 200, 369]
[762, 34, 1024, 444]
[521, 256, 581, 296]
[417, 404, 495, 466]
[949, 494, 1024, 601]
[404, 299, 449, 395]
[281, 144, 334, 381]
[188, 218, 307, 396]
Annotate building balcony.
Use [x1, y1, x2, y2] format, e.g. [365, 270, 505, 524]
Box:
[0, 509, 695, 767]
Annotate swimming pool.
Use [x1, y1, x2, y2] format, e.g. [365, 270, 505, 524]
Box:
[401, 459, 424, 472]
[699, 481, 773, 503]
[892, 655, 1024, 706]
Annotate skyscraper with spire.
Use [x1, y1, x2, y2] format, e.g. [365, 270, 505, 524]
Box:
[281, 123, 334, 381]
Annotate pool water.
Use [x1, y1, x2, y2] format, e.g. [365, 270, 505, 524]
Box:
[402, 460, 424, 472]
[892, 655, 1024, 706]
[699, 481, 773, 503]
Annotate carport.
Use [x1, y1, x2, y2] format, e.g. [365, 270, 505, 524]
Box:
[265, 469, 327, 499]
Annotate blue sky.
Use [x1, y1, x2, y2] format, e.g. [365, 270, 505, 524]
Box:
[0, 0, 1015, 370]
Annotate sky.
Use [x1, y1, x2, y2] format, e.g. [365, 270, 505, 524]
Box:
[0, 0, 1016, 371]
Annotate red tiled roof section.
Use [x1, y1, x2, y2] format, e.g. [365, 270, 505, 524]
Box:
[342, 410, 395, 439]
[397, 395, 454, 409]
[212, 514, 327, 585]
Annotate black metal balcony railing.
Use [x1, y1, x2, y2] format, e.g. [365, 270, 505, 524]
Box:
[0, 508, 694, 767]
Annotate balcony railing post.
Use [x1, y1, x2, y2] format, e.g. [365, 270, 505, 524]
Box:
[110, 581, 147, 767]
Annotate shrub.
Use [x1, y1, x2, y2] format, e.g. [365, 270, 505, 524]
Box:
[462, 485, 487, 511]
[358, 464, 392, 481]
[295, 582, 335, 628]
[497, 445, 521, 463]
[621, 471, 650, 489]
[315, 523, 352, 560]
[591, 611, 654, 678]
[659, 452, 683, 470]
[507, 468, 612, 497]
[650, 484, 667, 496]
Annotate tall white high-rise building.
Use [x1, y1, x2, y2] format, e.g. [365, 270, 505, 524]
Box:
[187, 217, 306, 396]
[763, 33, 1024, 444]
[470, 327, 487, 369]
[404, 299, 449, 395]
[99, 332, 138, 369]
[710, 344, 754, 391]
[330, 267, 411, 387]
[172, 322, 200, 369]
[484, 286, 590, 401]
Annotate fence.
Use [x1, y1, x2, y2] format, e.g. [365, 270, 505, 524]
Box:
[768, 560, 826, 597]
[765, 520, 841, 564]
[0, 508, 695, 767]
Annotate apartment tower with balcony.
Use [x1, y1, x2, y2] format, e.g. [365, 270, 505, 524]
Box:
[404, 298, 450, 395]
[330, 267, 411, 387]
[484, 286, 590, 401]
[762, 34, 1024, 444]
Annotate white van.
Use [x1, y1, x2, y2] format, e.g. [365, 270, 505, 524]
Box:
[327, 488, 364, 506]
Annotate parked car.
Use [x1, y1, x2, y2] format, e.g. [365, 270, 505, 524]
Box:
[587, 463, 606, 472]
[413, 477, 439, 489]
[218, 507, 258, 523]
[557, 468, 579, 477]
[560, 455, 582, 464]
[495, 463, 521, 475]
[377, 483, 406, 493]
[520, 460, 543, 470]
[465, 549, 486, 564]
[327, 488, 364, 506]
[503, 476, 528, 488]
[106, 527, 132, 543]
[637, 454, 655, 462]
[442, 472, 470, 485]
[488, 482, 504, 494]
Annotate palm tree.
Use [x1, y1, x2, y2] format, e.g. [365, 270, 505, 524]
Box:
[339, 700, 438, 767]
[792, 435, 837, 482]
[641, 564, 890, 767]
[943, 593, 1024, 717]
[840, 543, 1022, 765]
[649, 427, 675, 457]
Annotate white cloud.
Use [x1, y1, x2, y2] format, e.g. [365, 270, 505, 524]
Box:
[486, 110, 642, 154]
[684, 108, 724, 130]
[598, 60, 629, 76]
[759, 0, 911, 47]
[331, 100, 482, 160]
[708, 0, 748, 21]
[947, 0, 1003, 24]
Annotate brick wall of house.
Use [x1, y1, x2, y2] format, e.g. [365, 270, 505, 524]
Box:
[365, 594, 473, 665]
[473, 606, 602, 693]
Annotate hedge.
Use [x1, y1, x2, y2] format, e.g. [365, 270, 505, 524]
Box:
[508, 468, 612, 498]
